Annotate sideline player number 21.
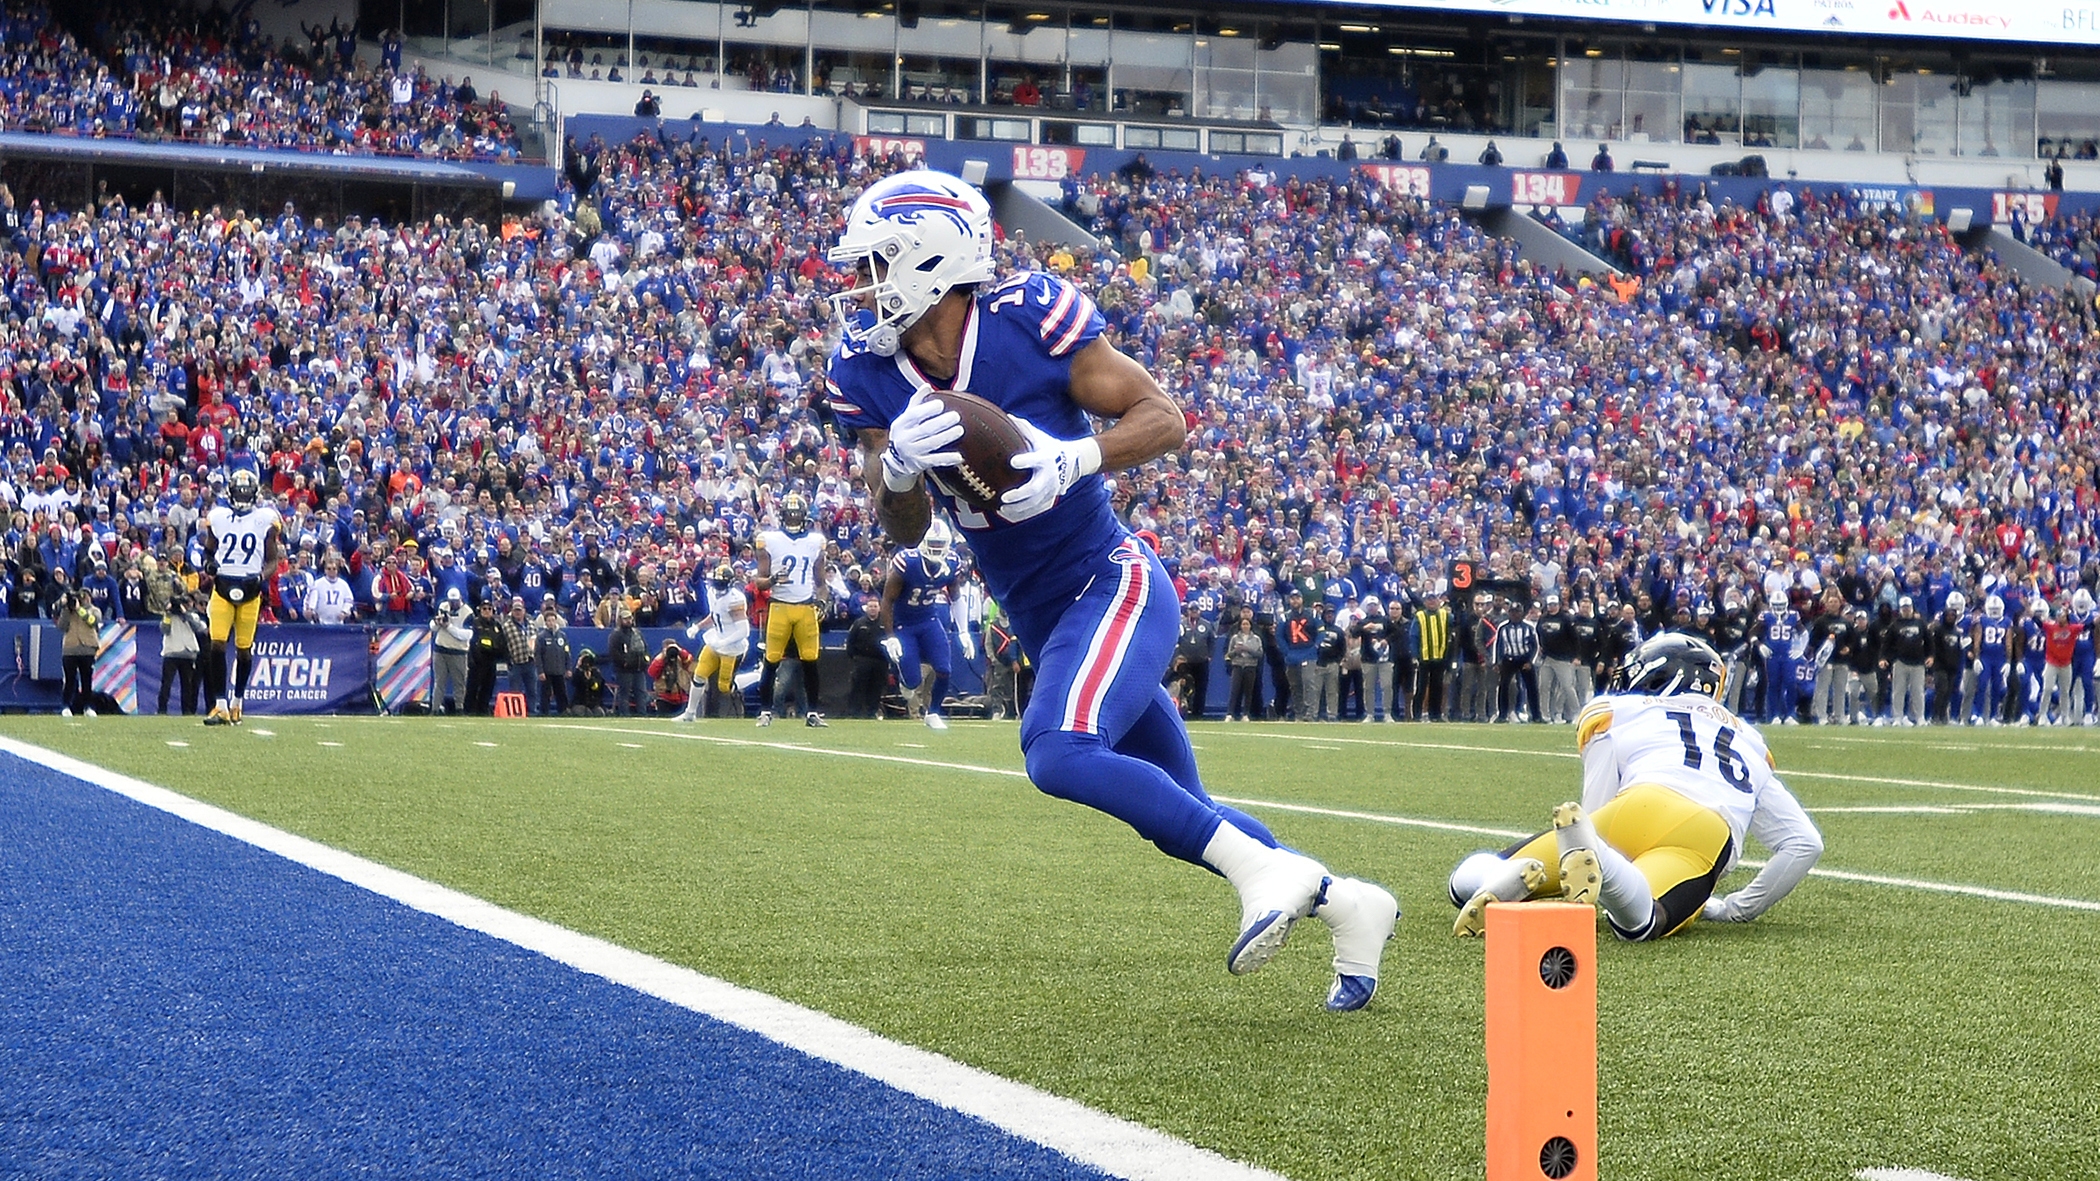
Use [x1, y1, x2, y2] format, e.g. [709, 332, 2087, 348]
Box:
[824, 170, 1399, 1010]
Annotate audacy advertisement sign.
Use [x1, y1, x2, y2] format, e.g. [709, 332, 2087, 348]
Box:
[1342, 0, 2100, 46]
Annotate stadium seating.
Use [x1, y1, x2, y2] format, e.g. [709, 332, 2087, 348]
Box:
[0, 1, 522, 160]
[3, 114, 2098, 723]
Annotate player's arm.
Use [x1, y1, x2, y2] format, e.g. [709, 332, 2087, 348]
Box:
[1704, 775, 1824, 923]
[265, 524, 283, 573]
[753, 544, 775, 590]
[859, 426, 934, 545]
[1577, 720, 1620, 813]
[879, 564, 904, 633]
[1065, 337, 1186, 471]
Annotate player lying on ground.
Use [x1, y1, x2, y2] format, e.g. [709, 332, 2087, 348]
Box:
[827, 169, 1397, 1010]
[1448, 632, 1824, 940]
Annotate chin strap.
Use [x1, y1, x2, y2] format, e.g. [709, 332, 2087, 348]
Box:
[866, 324, 899, 356]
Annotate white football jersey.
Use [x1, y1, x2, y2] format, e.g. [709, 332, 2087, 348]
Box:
[759, 529, 825, 604]
[703, 584, 751, 655]
[205, 504, 281, 578]
[1577, 692, 1815, 872]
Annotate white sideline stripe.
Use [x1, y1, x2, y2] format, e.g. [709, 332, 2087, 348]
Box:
[1781, 769, 2100, 803]
[1804, 866, 2100, 911]
[579, 726, 2100, 912]
[1211, 795, 1531, 842]
[1857, 1167, 1975, 1181]
[545, 723, 1033, 779]
[0, 736, 1282, 1181]
[1809, 806, 1972, 815]
[1208, 727, 2100, 803]
[1805, 794, 2100, 815]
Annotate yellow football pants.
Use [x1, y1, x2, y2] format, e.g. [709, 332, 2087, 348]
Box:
[207, 589, 262, 648]
[1504, 784, 1733, 938]
[696, 647, 740, 693]
[763, 601, 821, 663]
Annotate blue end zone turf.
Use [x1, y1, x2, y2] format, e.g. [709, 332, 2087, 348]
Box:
[0, 753, 1114, 1180]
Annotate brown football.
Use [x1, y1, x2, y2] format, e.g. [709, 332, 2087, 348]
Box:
[926, 389, 1029, 513]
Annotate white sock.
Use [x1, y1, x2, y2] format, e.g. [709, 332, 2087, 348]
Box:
[1201, 820, 1278, 886]
[1202, 821, 1326, 922]
[1449, 851, 1536, 907]
[1554, 811, 1603, 860]
[1594, 842, 1656, 934]
[1556, 812, 1655, 933]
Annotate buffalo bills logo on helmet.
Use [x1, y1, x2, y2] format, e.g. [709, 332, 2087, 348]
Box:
[872, 188, 979, 236]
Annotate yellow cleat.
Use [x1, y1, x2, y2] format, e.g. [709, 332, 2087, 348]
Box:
[229, 703, 243, 725]
[1558, 848, 1601, 906]
[1551, 801, 1600, 905]
[203, 707, 233, 727]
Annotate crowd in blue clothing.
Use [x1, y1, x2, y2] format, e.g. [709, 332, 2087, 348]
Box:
[3, 122, 2100, 723]
[0, 1, 521, 160]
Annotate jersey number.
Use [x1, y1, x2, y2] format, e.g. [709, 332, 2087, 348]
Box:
[775, 555, 808, 584]
[1665, 709, 1754, 792]
[216, 531, 260, 569]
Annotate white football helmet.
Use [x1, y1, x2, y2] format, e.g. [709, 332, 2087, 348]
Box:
[2075, 589, 2094, 615]
[919, 516, 953, 564]
[1985, 595, 2006, 620]
[1946, 591, 1966, 614]
[2032, 597, 2051, 619]
[828, 170, 995, 356]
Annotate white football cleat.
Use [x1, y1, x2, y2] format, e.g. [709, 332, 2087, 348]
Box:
[1226, 849, 1329, 976]
[756, 711, 774, 728]
[1315, 877, 1398, 1011]
[1452, 857, 1550, 938]
[924, 712, 949, 731]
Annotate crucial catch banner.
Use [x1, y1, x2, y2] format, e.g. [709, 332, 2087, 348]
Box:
[135, 624, 374, 716]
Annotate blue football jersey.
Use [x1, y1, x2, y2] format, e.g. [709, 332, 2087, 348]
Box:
[1979, 617, 2011, 656]
[830, 271, 1122, 619]
[892, 549, 955, 624]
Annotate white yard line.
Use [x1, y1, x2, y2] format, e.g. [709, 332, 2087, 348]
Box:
[557, 724, 2100, 913]
[1856, 1166, 1976, 1181]
[0, 735, 1283, 1181]
[1206, 726, 2100, 803]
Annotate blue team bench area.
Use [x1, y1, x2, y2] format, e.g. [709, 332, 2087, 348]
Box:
[0, 749, 1117, 1180]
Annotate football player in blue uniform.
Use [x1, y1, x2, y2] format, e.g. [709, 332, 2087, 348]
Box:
[882, 516, 960, 730]
[825, 170, 1397, 1010]
[1973, 595, 2013, 725]
[1757, 599, 1802, 724]
[2020, 598, 2051, 725]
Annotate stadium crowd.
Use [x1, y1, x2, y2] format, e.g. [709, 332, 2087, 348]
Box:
[0, 2, 522, 160]
[4, 117, 2100, 725]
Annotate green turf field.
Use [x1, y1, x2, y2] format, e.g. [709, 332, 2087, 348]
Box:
[5, 713, 2097, 1181]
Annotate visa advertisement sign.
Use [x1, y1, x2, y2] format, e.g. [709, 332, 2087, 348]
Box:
[1342, 0, 2100, 45]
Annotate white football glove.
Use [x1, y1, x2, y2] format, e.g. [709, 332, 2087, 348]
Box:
[880, 390, 964, 492]
[959, 631, 977, 661]
[1701, 894, 1751, 923]
[881, 635, 905, 664]
[685, 620, 705, 640]
[1001, 415, 1102, 522]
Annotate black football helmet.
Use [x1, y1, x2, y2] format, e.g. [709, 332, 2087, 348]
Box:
[1612, 631, 1727, 701]
[228, 468, 261, 511]
[781, 492, 809, 533]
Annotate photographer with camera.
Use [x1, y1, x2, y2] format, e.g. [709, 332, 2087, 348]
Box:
[648, 637, 696, 715]
[431, 588, 472, 714]
[159, 590, 207, 715]
[58, 587, 101, 716]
